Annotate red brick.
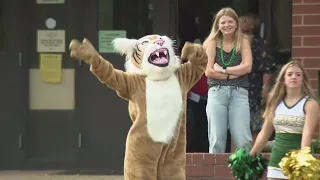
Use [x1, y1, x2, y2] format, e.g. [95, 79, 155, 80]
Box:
[203, 153, 215, 164]
[186, 165, 214, 177]
[292, 47, 320, 57]
[293, 4, 320, 14]
[310, 79, 318, 89]
[303, 0, 320, 4]
[192, 153, 204, 164]
[305, 69, 318, 79]
[185, 153, 320, 179]
[201, 178, 216, 180]
[293, 0, 302, 3]
[292, 15, 302, 25]
[303, 59, 320, 68]
[292, 37, 302, 46]
[215, 153, 228, 165]
[304, 15, 320, 25]
[186, 154, 192, 165]
[203, 178, 236, 180]
[303, 37, 320, 46]
[187, 177, 201, 180]
[214, 166, 232, 177]
[293, 26, 320, 36]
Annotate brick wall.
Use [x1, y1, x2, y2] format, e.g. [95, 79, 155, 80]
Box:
[292, 0, 320, 92]
[186, 153, 320, 179]
[292, 0, 320, 135]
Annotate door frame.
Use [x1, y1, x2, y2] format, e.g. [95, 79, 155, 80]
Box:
[0, 0, 29, 170]
[0, 52, 27, 170]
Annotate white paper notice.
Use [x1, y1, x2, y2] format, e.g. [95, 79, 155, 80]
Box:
[37, 30, 65, 53]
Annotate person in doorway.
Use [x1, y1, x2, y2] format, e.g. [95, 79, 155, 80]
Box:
[239, 13, 277, 143]
[186, 73, 209, 153]
[203, 7, 253, 153]
[184, 39, 209, 153]
[250, 61, 319, 180]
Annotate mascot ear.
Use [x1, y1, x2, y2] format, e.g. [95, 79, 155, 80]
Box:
[112, 38, 138, 57]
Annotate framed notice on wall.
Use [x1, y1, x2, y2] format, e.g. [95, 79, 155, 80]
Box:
[37, 0, 65, 4]
[37, 30, 65, 52]
[99, 30, 126, 53]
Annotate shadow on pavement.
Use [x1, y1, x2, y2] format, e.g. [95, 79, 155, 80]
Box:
[49, 169, 123, 176]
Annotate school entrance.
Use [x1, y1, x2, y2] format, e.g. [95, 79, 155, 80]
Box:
[0, 0, 292, 174]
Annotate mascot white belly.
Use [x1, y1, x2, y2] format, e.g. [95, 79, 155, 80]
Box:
[146, 75, 183, 143]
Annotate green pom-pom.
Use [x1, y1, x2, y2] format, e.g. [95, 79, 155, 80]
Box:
[228, 148, 268, 180]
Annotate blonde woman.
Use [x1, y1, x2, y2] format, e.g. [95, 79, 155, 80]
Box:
[250, 61, 319, 179]
[203, 7, 253, 153]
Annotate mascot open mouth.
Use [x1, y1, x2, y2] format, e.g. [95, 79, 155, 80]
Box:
[148, 48, 169, 67]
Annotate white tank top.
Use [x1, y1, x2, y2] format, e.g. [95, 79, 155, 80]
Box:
[273, 96, 309, 134]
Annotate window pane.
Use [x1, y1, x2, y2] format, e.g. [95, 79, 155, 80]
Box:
[0, 4, 4, 51]
[99, 0, 153, 39]
[232, 0, 248, 16]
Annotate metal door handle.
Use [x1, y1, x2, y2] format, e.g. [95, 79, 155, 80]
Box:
[78, 133, 82, 148]
[18, 134, 22, 148]
[18, 52, 22, 66]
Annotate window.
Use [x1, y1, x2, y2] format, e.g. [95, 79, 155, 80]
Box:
[0, 1, 4, 51]
[98, 0, 153, 39]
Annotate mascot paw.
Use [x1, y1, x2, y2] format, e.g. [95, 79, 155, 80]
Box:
[69, 38, 98, 64]
[181, 42, 206, 61]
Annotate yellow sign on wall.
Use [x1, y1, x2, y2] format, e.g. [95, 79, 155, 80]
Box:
[39, 53, 62, 83]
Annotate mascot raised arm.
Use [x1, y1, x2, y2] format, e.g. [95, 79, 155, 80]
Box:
[69, 34, 207, 180]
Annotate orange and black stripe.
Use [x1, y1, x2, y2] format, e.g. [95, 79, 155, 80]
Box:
[132, 44, 143, 65]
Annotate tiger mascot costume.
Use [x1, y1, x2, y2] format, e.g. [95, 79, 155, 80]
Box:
[69, 34, 207, 180]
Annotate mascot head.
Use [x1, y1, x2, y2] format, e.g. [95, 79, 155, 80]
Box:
[112, 35, 181, 80]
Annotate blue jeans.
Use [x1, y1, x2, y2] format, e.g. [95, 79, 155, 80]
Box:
[206, 85, 252, 153]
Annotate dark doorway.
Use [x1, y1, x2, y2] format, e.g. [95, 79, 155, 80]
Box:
[75, 0, 153, 174]
[0, 52, 27, 170]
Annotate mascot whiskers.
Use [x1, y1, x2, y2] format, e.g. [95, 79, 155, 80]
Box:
[69, 34, 207, 180]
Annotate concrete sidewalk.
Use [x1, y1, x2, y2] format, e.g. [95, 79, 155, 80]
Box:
[0, 171, 124, 180]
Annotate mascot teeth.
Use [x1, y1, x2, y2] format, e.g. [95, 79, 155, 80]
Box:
[149, 48, 170, 67]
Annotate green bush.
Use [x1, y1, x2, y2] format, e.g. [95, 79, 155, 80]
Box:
[311, 139, 320, 154]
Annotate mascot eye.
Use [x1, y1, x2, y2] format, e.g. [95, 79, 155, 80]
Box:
[140, 40, 149, 46]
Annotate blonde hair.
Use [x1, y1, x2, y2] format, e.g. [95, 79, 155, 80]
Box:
[263, 61, 317, 121]
[203, 7, 242, 52]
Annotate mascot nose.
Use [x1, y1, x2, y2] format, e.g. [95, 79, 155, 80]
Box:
[155, 39, 164, 46]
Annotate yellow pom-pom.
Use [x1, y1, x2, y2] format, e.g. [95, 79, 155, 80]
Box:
[279, 147, 320, 180]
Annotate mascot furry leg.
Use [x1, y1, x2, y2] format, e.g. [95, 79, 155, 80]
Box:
[69, 34, 207, 180]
